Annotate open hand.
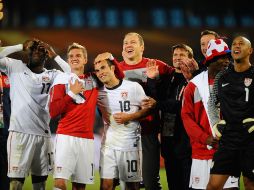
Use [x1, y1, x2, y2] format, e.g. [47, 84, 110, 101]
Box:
[39, 41, 57, 59]
[179, 58, 198, 80]
[94, 52, 113, 64]
[113, 112, 130, 124]
[69, 79, 84, 95]
[23, 39, 35, 51]
[141, 97, 156, 109]
[146, 59, 159, 79]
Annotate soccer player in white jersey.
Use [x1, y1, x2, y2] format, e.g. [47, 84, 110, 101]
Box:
[94, 58, 155, 190]
[0, 39, 70, 190]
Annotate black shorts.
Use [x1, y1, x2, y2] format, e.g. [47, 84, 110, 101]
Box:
[210, 146, 254, 180]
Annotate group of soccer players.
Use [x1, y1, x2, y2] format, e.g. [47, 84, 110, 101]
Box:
[0, 30, 254, 190]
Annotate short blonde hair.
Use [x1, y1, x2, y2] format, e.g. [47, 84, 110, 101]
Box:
[124, 32, 144, 46]
[67, 42, 87, 59]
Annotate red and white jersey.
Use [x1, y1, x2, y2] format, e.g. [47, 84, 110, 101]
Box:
[181, 71, 216, 159]
[49, 72, 98, 139]
[97, 80, 147, 151]
[119, 58, 173, 84]
[0, 57, 65, 137]
[118, 57, 174, 134]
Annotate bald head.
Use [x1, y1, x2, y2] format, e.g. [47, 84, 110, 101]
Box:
[124, 32, 144, 46]
[233, 36, 251, 47]
[231, 36, 253, 64]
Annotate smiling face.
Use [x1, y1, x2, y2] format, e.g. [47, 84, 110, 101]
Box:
[200, 34, 217, 57]
[94, 60, 116, 84]
[122, 33, 144, 63]
[172, 48, 190, 72]
[67, 48, 87, 72]
[231, 36, 253, 64]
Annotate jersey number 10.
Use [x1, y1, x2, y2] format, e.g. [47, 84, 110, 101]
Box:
[119, 101, 130, 112]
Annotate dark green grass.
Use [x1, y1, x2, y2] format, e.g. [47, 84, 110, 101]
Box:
[23, 168, 244, 189]
[23, 169, 167, 189]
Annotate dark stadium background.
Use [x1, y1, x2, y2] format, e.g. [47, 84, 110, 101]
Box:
[1, 0, 253, 64]
[0, 1, 251, 189]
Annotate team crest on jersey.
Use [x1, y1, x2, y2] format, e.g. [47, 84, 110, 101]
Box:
[244, 78, 252, 87]
[142, 71, 147, 79]
[85, 78, 93, 88]
[121, 91, 128, 100]
[85, 79, 92, 84]
[42, 75, 50, 83]
[194, 177, 200, 184]
[56, 166, 62, 173]
[12, 166, 19, 172]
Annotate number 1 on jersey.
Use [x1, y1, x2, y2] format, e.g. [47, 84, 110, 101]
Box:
[245, 88, 249, 102]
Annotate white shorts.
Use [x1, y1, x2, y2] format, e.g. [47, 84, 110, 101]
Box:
[7, 131, 53, 178]
[53, 134, 94, 184]
[99, 146, 142, 182]
[189, 159, 239, 189]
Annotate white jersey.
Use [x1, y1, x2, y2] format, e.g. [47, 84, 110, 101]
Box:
[0, 57, 64, 137]
[97, 80, 147, 151]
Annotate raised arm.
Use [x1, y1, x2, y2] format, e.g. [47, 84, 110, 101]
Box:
[179, 58, 199, 81]
[0, 39, 35, 58]
[146, 59, 178, 113]
[94, 52, 125, 79]
[0, 40, 35, 73]
[40, 42, 71, 73]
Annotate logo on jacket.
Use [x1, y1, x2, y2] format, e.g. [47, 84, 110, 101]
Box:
[222, 83, 229, 87]
[42, 75, 51, 83]
[121, 91, 128, 100]
[244, 78, 252, 87]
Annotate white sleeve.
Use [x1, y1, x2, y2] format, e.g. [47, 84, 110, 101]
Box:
[134, 82, 147, 104]
[54, 56, 71, 73]
[0, 44, 23, 73]
[0, 57, 21, 75]
[0, 44, 23, 58]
